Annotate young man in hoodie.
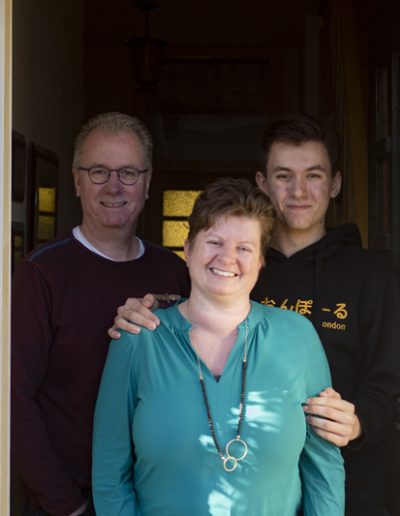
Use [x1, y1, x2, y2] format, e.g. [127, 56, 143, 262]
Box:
[111, 114, 400, 515]
[253, 114, 400, 515]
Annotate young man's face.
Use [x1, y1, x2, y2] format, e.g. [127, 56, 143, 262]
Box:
[256, 140, 341, 239]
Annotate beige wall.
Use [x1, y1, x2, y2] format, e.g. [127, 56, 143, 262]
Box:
[1, 0, 12, 512]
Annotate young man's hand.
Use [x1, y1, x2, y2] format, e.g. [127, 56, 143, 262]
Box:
[108, 294, 160, 339]
[303, 387, 362, 446]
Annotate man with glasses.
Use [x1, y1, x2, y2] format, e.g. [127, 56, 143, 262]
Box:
[11, 112, 190, 516]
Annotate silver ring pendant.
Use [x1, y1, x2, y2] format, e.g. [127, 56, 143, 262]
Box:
[223, 456, 238, 472]
[222, 438, 248, 472]
[225, 438, 248, 462]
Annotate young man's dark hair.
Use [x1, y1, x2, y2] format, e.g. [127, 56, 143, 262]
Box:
[261, 113, 339, 173]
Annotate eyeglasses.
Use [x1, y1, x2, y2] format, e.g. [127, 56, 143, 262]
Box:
[77, 166, 148, 186]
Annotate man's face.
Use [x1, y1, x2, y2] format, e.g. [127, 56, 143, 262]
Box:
[256, 140, 341, 238]
[73, 129, 151, 235]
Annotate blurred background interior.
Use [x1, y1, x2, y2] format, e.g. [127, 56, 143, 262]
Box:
[10, 0, 400, 512]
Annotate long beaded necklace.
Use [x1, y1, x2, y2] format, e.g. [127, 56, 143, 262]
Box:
[190, 318, 249, 473]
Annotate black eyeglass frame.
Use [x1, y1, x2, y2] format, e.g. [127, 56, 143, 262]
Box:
[77, 166, 148, 186]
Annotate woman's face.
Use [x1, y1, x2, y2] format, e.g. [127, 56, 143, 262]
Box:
[184, 215, 263, 302]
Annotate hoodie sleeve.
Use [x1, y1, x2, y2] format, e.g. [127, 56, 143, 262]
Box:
[350, 261, 400, 450]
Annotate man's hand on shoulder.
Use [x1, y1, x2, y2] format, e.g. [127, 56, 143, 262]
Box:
[108, 293, 160, 339]
[303, 387, 362, 447]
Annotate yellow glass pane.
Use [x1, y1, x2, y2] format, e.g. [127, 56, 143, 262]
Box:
[14, 235, 23, 248]
[14, 249, 23, 265]
[163, 190, 201, 217]
[37, 215, 55, 241]
[13, 235, 23, 266]
[174, 250, 186, 261]
[38, 187, 56, 212]
[162, 220, 189, 247]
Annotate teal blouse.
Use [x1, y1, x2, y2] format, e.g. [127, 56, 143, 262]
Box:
[93, 301, 344, 516]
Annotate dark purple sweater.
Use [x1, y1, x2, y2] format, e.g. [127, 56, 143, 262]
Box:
[11, 232, 190, 516]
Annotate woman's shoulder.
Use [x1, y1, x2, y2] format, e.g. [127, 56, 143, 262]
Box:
[250, 300, 314, 330]
[250, 302, 320, 353]
[110, 304, 185, 357]
[107, 330, 143, 359]
[249, 302, 325, 369]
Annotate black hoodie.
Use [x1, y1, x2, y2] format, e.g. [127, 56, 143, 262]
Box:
[252, 223, 400, 511]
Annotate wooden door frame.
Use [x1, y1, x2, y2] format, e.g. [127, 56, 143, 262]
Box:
[368, 2, 400, 268]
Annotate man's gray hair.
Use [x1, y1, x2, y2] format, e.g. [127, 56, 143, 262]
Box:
[72, 111, 153, 170]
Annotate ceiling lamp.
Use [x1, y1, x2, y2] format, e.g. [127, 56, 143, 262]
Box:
[129, 0, 166, 91]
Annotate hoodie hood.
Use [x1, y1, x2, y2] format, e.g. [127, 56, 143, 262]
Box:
[266, 223, 362, 262]
[264, 224, 363, 325]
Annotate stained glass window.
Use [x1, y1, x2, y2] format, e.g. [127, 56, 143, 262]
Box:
[38, 187, 56, 213]
[163, 190, 200, 217]
[37, 215, 55, 241]
[162, 190, 201, 258]
[162, 220, 189, 247]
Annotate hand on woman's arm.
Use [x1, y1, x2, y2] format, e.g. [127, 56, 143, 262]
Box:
[108, 294, 160, 339]
[303, 387, 362, 447]
[301, 323, 345, 515]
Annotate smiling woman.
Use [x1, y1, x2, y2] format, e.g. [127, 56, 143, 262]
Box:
[92, 177, 345, 516]
[183, 195, 268, 303]
[184, 215, 262, 301]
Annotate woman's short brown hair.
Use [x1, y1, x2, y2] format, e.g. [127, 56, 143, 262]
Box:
[187, 177, 275, 261]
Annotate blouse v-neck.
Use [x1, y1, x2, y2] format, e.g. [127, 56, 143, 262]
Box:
[174, 303, 250, 384]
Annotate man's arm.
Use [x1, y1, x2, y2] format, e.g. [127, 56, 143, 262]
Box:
[305, 264, 400, 449]
[12, 261, 87, 516]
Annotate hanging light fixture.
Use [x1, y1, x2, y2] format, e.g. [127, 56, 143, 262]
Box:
[128, 0, 166, 91]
